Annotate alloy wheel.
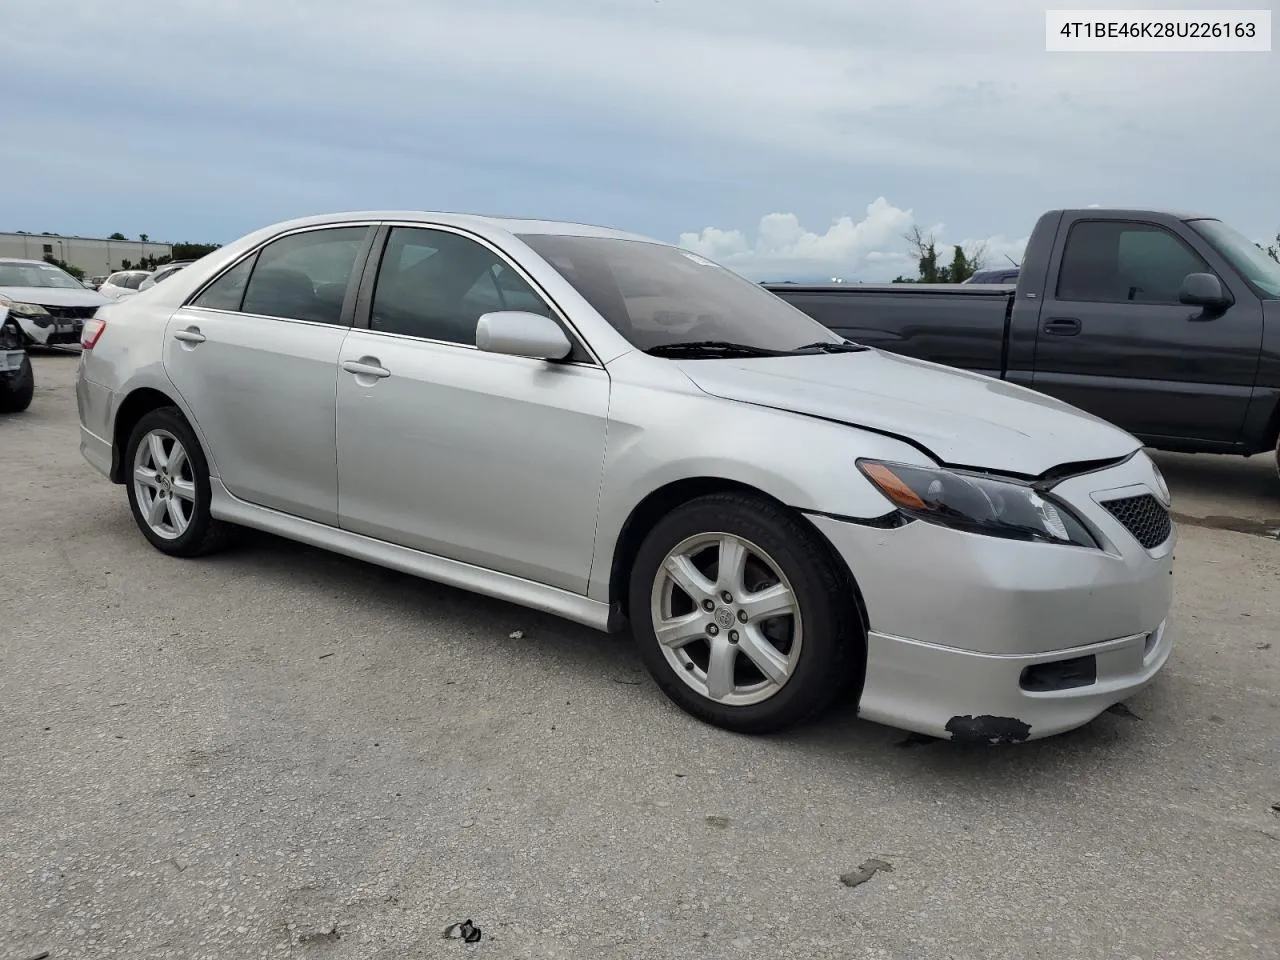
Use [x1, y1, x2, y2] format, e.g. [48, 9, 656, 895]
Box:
[132, 428, 197, 540]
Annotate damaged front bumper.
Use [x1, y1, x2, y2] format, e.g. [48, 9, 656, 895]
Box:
[807, 453, 1176, 742]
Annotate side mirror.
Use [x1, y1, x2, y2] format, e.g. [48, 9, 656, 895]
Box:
[1178, 272, 1231, 313]
[475, 311, 572, 361]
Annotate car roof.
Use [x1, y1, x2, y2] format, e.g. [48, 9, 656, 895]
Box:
[0, 257, 51, 266]
[254, 210, 662, 244]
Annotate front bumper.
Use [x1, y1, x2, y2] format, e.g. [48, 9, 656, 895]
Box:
[808, 453, 1177, 742]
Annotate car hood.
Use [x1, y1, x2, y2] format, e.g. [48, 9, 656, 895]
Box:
[676, 349, 1141, 476]
[0, 285, 110, 307]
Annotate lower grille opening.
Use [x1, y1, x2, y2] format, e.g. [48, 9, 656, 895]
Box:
[1020, 654, 1097, 692]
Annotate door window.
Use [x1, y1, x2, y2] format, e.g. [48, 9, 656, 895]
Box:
[240, 226, 369, 324]
[1056, 220, 1213, 305]
[369, 227, 553, 345]
[191, 257, 253, 312]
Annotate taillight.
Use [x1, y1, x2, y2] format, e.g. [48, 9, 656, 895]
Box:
[81, 317, 106, 350]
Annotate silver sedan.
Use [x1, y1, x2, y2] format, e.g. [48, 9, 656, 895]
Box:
[74, 212, 1176, 742]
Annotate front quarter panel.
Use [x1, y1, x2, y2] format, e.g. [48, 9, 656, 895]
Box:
[587, 352, 934, 602]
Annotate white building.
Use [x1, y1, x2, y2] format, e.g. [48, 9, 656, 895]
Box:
[0, 232, 174, 276]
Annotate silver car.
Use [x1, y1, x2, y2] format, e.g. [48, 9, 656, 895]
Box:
[74, 212, 1176, 742]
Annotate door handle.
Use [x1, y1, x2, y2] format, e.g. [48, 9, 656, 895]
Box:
[1042, 317, 1081, 336]
[342, 358, 390, 379]
[173, 327, 206, 344]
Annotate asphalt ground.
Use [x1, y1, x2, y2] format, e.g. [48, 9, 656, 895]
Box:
[3, 352, 1278, 960]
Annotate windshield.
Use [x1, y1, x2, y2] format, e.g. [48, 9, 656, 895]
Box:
[516, 234, 841, 353]
[1187, 219, 1280, 299]
[0, 260, 86, 290]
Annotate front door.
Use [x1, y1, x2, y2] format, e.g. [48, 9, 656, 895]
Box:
[162, 224, 373, 525]
[1031, 217, 1263, 446]
[335, 224, 610, 594]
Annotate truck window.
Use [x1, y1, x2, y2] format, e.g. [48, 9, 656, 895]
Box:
[1056, 220, 1212, 305]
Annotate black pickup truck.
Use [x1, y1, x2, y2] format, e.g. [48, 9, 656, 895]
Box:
[767, 208, 1280, 469]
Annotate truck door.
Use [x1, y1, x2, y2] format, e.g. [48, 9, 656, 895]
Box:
[1029, 216, 1263, 448]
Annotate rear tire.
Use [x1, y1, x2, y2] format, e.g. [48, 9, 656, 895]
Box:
[0, 356, 34, 413]
[628, 492, 864, 734]
[125, 407, 230, 557]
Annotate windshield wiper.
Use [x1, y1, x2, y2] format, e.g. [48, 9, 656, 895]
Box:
[645, 340, 788, 358]
[789, 340, 869, 354]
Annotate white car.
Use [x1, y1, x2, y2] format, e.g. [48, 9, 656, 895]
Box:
[99, 270, 154, 301]
[0, 258, 110, 348]
[138, 261, 195, 292]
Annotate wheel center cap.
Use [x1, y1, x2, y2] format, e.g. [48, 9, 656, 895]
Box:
[714, 607, 734, 630]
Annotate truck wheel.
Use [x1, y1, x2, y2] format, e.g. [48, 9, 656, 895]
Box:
[125, 407, 231, 557]
[628, 492, 864, 734]
[0, 356, 34, 413]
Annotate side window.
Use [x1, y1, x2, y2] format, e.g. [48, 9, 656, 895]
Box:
[125, 273, 146, 289]
[1056, 220, 1212, 304]
[369, 227, 552, 345]
[240, 226, 369, 324]
[191, 257, 253, 311]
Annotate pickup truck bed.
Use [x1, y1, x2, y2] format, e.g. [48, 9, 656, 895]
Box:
[767, 207, 1280, 463]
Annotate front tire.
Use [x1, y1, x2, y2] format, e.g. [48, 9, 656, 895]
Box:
[125, 407, 230, 557]
[0, 356, 34, 413]
[628, 492, 864, 734]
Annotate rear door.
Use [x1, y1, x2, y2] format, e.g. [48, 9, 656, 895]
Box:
[162, 224, 376, 525]
[1031, 217, 1264, 446]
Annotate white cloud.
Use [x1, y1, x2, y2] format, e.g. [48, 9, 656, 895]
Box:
[680, 199, 1030, 280]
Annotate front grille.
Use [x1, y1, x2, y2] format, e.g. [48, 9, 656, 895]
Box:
[43, 305, 98, 321]
[1101, 493, 1172, 549]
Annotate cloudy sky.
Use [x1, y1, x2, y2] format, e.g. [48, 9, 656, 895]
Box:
[3, 0, 1276, 280]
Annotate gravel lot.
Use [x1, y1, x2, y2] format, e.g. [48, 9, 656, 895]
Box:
[3, 353, 1279, 960]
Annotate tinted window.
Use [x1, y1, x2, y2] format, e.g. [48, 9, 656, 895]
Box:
[1057, 221, 1212, 304]
[191, 257, 253, 311]
[240, 226, 369, 324]
[369, 227, 552, 345]
[124, 273, 147, 289]
[516, 233, 834, 352]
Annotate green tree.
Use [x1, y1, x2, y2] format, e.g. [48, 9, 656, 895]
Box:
[108, 232, 127, 240]
[893, 226, 988, 283]
[43, 254, 85, 280]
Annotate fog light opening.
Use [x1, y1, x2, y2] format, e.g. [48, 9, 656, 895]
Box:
[1020, 655, 1097, 692]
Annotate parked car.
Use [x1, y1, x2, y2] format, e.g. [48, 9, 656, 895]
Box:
[766, 208, 1280, 475]
[138, 261, 195, 291]
[0, 257, 110, 348]
[98, 270, 153, 300]
[76, 211, 1175, 742]
[0, 306, 35, 413]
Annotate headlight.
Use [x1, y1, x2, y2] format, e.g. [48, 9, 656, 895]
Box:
[857, 459, 1099, 548]
[0, 297, 50, 317]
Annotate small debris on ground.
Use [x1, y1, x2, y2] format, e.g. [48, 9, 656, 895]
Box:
[1270, 801, 1280, 815]
[24, 952, 50, 960]
[297, 925, 341, 944]
[611, 677, 643, 685]
[442, 919, 482, 942]
[1258, 643, 1272, 651]
[318, 652, 334, 659]
[1106, 702, 1142, 721]
[705, 815, 731, 828]
[839, 858, 893, 888]
[508, 630, 524, 640]
[1209, 714, 1226, 724]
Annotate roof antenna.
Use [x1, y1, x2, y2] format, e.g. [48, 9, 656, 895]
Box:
[1004, 254, 1020, 267]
